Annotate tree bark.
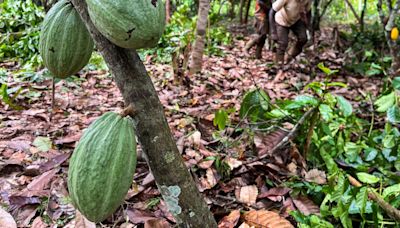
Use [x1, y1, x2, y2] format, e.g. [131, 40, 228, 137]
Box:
[69, 1, 217, 227]
[239, 0, 245, 23]
[189, 0, 210, 74]
[166, 0, 171, 23]
[229, 0, 236, 19]
[244, 0, 251, 24]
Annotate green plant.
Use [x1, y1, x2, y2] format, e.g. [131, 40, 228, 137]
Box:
[0, 0, 45, 66]
[68, 112, 137, 223]
[39, 0, 94, 79]
[232, 64, 400, 226]
[374, 77, 400, 124]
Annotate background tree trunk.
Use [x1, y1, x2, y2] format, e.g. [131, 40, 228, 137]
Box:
[244, 0, 251, 24]
[229, 0, 236, 19]
[166, 0, 171, 23]
[189, 0, 210, 74]
[70, 0, 217, 227]
[239, 0, 245, 23]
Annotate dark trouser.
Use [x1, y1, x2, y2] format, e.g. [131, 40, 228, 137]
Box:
[254, 16, 269, 58]
[269, 9, 277, 41]
[276, 20, 308, 60]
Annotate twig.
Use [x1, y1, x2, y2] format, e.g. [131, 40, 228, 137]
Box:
[348, 175, 400, 221]
[303, 110, 319, 158]
[50, 78, 55, 122]
[119, 103, 136, 118]
[245, 108, 316, 164]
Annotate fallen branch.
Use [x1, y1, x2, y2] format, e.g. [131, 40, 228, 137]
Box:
[348, 175, 400, 221]
[245, 108, 316, 164]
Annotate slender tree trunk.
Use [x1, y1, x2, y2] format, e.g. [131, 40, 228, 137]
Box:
[344, 0, 361, 23]
[359, 0, 368, 32]
[311, 0, 320, 39]
[377, 0, 400, 74]
[166, 0, 171, 23]
[244, 0, 251, 24]
[70, 1, 217, 227]
[239, 0, 245, 23]
[189, 0, 210, 74]
[229, 0, 236, 19]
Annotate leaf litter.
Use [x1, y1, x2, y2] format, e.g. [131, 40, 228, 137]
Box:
[0, 27, 384, 227]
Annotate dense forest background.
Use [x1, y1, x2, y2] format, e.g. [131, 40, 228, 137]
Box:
[1, 0, 400, 227]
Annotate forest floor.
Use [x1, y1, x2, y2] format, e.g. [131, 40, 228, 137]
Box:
[0, 27, 384, 227]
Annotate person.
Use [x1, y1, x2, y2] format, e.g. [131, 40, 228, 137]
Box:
[270, 0, 312, 65]
[244, 0, 272, 59]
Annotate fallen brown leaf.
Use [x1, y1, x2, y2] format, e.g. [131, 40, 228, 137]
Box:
[218, 210, 241, 228]
[144, 218, 171, 228]
[75, 210, 96, 228]
[236, 185, 258, 205]
[292, 196, 320, 216]
[304, 169, 327, 185]
[242, 210, 293, 228]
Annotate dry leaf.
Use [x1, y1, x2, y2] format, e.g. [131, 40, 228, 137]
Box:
[242, 210, 293, 228]
[236, 185, 258, 205]
[292, 196, 320, 216]
[0, 207, 17, 228]
[144, 218, 171, 228]
[224, 157, 243, 170]
[75, 210, 96, 228]
[304, 169, 327, 184]
[31, 216, 47, 228]
[218, 210, 241, 228]
[27, 168, 58, 191]
[258, 187, 291, 202]
[254, 129, 288, 157]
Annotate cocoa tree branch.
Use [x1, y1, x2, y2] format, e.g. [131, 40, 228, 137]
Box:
[69, 1, 217, 227]
[348, 175, 400, 221]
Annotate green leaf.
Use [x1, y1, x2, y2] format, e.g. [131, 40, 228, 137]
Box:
[355, 187, 368, 216]
[382, 183, 400, 198]
[319, 104, 333, 121]
[382, 148, 397, 162]
[356, 172, 379, 184]
[305, 82, 324, 95]
[364, 147, 378, 161]
[387, 106, 400, 124]
[337, 96, 352, 117]
[239, 89, 270, 121]
[326, 82, 347, 88]
[383, 134, 396, 148]
[285, 95, 318, 109]
[213, 109, 228, 130]
[393, 77, 400, 90]
[317, 63, 338, 76]
[344, 142, 362, 162]
[32, 136, 52, 152]
[374, 92, 396, 112]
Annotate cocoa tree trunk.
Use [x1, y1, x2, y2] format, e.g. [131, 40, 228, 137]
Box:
[189, 0, 210, 74]
[70, 1, 217, 227]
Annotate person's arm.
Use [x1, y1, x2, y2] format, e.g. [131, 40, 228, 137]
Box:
[272, 0, 286, 12]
